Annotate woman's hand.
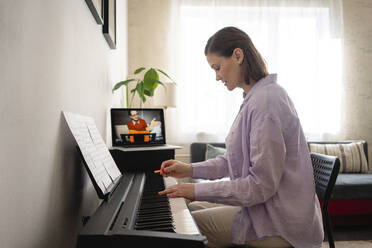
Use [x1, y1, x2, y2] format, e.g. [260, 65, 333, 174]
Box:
[160, 160, 193, 178]
[158, 183, 195, 201]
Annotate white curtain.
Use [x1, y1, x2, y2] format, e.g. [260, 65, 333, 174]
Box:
[166, 0, 343, 144]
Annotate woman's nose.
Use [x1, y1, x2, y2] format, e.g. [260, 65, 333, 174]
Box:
[216, 74, 221, 81]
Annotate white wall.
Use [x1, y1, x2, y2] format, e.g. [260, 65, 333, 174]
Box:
[127, 0, 171, 108]
[0, 0, 127, 247]
[341, 0, 372, 162]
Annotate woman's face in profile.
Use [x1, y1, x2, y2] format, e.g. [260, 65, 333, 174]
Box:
[206, 51, 244, 91]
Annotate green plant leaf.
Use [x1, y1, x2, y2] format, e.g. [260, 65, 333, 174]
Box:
[130, 80, 141, 93]
[126, 85, 129, 108]
[129, 90, 136, 108]
[156, 80, 166, 88]
[143, 68, 159, 90]
[134, 67, 146, 74]
[135, 81, 146, 103]
[144, 88, 154, 96]
[156, 68, 175, 83]
[137, 89, 146, 102]
[112, 79, 135, 92]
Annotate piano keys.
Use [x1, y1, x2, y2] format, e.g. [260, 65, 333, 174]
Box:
[77, 172, 207, 248]
[136, 174, 201, 235]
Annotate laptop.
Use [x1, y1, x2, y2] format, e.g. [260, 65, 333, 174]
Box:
[111, 108, 167, 148]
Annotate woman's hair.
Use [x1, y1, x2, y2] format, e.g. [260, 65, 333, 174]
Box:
[204, 27, 268, 84]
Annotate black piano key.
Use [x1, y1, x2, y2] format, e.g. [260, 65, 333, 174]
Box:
[137, 211, 171, 218]
[136, 217, 173, 224]
[140, 200, 169, 205]
[135, 219, 173, 227]
[132, 173, 176, 232]
[139, 203, 169, 209]
[136, 214, 172, 220]
[135, 222, 174, 230]
[141, 196, 168, 201]
[136, 216, 173, 224]
[140, 205, 169, 211]
[138, 208, 170, 214]
[141, 197, 167, 202]
[147, 226, 175, 232]
[137, 211, 172, 217]
[141, 195, 165, 199]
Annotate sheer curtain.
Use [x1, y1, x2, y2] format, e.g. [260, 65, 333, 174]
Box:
[166, 0, 343, 144]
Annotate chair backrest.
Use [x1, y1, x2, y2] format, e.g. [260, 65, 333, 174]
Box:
[310, 152, 340, 248]
[310, 152, 340, 203]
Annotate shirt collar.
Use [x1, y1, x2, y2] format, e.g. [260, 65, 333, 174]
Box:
[242, 74, 277, 103]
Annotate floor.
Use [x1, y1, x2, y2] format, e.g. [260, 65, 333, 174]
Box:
[321, 225, 372, 248]
[322, 240, 372, 248]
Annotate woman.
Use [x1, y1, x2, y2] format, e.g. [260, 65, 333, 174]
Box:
[159, 27, 323, 248]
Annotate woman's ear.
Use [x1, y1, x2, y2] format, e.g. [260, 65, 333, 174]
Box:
[233, 48, 244, 65]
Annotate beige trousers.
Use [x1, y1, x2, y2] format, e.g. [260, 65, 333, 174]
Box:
[189, 201, 292, 248]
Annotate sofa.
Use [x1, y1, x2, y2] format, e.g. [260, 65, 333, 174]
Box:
[190, 140, 372, 226]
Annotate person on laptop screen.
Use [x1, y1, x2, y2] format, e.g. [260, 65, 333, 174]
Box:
[127, 110, 148, 131]
[111, 108, 166, 147]
[149, 118, 162, 138]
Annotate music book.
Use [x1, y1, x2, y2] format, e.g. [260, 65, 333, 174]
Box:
[63, 111, 122, 198]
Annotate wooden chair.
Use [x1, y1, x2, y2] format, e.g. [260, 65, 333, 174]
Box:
[311, 152, 341, 248]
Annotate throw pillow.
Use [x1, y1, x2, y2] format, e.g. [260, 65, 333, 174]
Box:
[308, 142, 369, 173]
[205, 144, 226, 160]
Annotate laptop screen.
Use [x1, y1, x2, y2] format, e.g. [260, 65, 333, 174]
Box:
[111, 108, 166, 147]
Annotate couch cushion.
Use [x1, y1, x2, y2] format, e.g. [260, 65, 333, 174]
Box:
[308, 142, 369, 173]
[205, 144, 226, 160]
[190, 142, 225, 163]
[331, 174, 372, 200]
[191, 143, 229, 183]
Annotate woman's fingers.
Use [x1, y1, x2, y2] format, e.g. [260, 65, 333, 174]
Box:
[162, 159, 174, 166]
[163, 164, 176, 174]
[158, 185, 177, 196]
[160, 160, 174, 171]
[158, 183, 195, 200]
[166, 191, 179, 198]
[160, 160, 177, 177]
[158, 160, 192, 178]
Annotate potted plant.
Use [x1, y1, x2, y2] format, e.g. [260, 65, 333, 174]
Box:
[112, 67, 175, 108]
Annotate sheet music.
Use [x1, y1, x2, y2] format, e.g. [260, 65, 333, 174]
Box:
[63, 111, 122, 194]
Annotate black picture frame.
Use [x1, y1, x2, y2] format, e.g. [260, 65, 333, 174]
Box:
[85, 0, 103, 24]
[103, 0, 116, 49]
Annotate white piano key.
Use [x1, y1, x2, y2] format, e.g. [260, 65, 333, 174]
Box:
[164, 177, 200, 235]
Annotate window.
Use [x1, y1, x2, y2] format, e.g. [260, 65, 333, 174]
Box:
[167, 1, 343, 143]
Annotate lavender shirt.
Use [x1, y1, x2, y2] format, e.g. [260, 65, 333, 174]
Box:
[192, 74, 324, 248]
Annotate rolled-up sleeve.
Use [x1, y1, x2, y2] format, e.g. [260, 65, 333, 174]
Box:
[194, 114, 286, 206]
